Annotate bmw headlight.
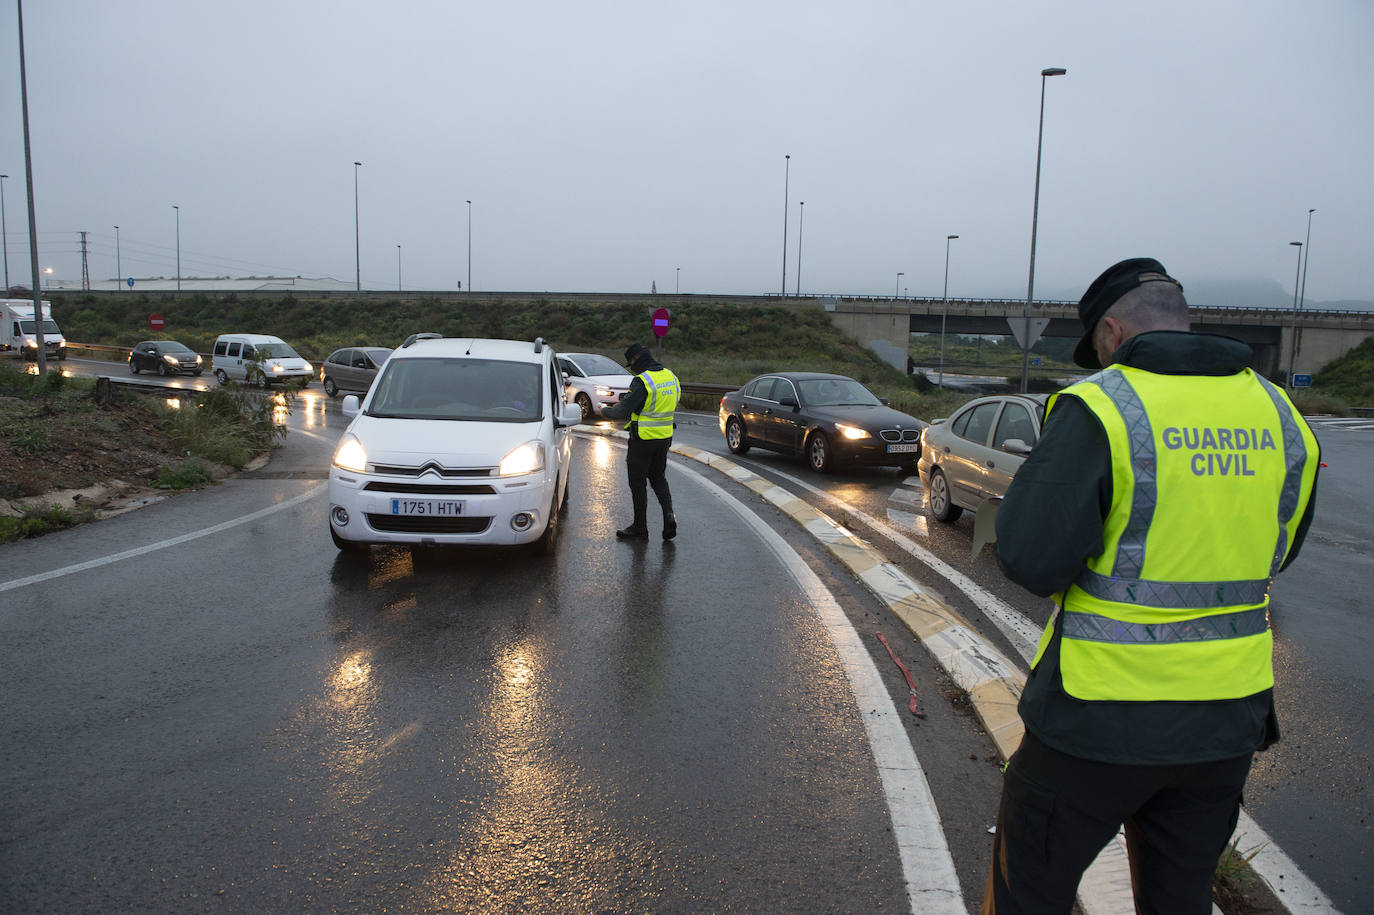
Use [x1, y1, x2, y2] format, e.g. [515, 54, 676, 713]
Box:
[499, 441, 546, 476]
[332, 434, 368, 473]
[836, 422, 870, 441]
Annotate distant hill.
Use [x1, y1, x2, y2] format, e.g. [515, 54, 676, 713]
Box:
[1043, 275, 1374, 311]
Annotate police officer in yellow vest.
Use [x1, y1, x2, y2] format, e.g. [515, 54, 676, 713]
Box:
[983, 258, 1320, 914]
[602, 342, 681, 541]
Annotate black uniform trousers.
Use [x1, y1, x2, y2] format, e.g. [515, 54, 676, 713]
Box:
[625, 434, 672, 528]
[983, 730, 1252, 915]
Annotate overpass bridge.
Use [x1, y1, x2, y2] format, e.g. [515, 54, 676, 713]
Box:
[823, 295, 1374, 379]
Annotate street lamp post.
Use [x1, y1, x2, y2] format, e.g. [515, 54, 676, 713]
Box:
[0, 174, 8, 290]
[1287, 241, 1303, 386]
[465, 200, 472, 292]
[172, 205, 180, 291]
[353, 161, 362, 292]
[675, 266, 680, 295]
[796, 201, 804, 296]
[781, 155, 790, 296]
[396, 244, 402, 293]
[113, 225, 120, 289]
[937, 234, 960, 388]
[1019, 66, 1067, 394]
[896, 272, 903, 298]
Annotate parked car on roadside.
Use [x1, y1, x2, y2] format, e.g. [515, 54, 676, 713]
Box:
[328, 334, 582, 553]
[718, 372, 927, 473]
[557, 351, 633, 421]
[128, 340, 203, 376]
[916, 393, 1048, 522]
[320, 346, 392, 397]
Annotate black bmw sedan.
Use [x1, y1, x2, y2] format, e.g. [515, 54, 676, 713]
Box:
[717, 372, 927, 473]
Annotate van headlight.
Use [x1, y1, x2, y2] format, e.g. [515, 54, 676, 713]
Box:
[333, 434, 368, 472]
[836, 422, 870, 441]
[499, 441, 545, 476]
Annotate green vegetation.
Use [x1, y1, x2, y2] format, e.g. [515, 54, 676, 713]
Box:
[1309, 335, 1374, 409]
[0, 504, 94, 545]
[152, 459, 216, 490]
[164, 386, 290, 469]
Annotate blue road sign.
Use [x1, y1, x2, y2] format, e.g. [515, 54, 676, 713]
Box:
[1292, 373, 1312, 388]
[127, 277, 135, 288]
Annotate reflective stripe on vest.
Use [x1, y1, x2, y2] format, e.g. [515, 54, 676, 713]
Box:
[631, 368, 680, 439]
[1042, 364, 1318, 701]
[1070, 368, 1310, 621]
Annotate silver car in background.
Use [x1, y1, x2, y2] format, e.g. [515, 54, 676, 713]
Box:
[320, 346, 393, 398]
[917, 393, 1048, 522]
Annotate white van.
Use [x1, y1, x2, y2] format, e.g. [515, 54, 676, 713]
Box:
[328, 335, 582, 553]
[211, 333, 313, 387]
[0, 299, 67, 360]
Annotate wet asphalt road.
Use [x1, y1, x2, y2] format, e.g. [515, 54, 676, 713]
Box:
[1, 388, 1001, 911]
[4, 362, 1370, 912]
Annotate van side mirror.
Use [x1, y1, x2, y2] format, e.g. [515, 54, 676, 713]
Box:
[342, 394, 360, 418]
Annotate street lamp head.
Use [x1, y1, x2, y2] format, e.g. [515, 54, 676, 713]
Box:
[354, 161, 361, 167]
[948, 234, 959, 240]
[1290, 241, 1302, 247]
[466, 200, 471, 205]
[1042, 67, 1067, 77]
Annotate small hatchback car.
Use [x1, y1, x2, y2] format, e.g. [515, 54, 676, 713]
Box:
[328, 335, 582, 553]
[557, 351, 633, 421]
[128, 340, 203, 376]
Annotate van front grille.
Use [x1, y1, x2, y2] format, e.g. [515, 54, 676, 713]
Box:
[366, 514, 493, 534]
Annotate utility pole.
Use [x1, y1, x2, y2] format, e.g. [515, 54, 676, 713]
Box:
[79, 231, 89, 290]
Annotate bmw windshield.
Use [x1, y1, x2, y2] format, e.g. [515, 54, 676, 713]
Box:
[367, 357, 544, 422]
[797, 378, 884, 407]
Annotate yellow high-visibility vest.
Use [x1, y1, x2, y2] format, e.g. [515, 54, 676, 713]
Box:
[630, 367, 680, 440]
[1031, 366, 1318, 701]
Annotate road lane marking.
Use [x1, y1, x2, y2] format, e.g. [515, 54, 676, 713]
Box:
[668, 452, 966, 914]
[0, 484, 325, 594]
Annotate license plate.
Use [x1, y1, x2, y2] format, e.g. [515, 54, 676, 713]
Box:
[391, 499, 465, 516]
[886, 443, 919, 454]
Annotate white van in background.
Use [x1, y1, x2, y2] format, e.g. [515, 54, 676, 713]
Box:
[0, 299, 67, 360]
[211, 333, 313, 387]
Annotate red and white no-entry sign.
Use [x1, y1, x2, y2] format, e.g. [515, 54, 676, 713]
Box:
[148, 313, 165, 332]
[651, 307, 671, 338]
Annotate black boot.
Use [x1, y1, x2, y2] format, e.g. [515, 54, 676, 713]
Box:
[662, 514, 677, 541]
[616, 524, 649, 540]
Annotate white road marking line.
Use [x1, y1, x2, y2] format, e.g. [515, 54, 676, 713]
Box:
[0, 485, 325, 594]
[885, 507, 929, 538]
[889, 486, 923, 508]
[675, 459, 966, 914]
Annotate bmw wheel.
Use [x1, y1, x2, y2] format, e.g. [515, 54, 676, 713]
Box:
[725, 417, 751, 454]
[807, 431, 833, 473]
[927, 468, 963, 523]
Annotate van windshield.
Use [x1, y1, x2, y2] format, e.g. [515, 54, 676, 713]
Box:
[18, 320, 61, 335]
[257, 342, 299, 359]
[367, 357, 543, 422]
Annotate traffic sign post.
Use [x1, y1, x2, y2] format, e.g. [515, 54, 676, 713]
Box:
[1292, 373, 1312, 388]
[148, 313, 165, 332]
[651, 307, 671, 358]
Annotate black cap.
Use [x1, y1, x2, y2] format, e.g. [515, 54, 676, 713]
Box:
[1073, 257, 1182, 369]
[624, 341, 649, 368]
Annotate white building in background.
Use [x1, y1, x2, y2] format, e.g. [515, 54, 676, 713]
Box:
[44, 275, 358, 293]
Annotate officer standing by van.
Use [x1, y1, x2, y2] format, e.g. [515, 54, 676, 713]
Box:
[983, 258, 1321, 914]
[602, 342, 681, 541]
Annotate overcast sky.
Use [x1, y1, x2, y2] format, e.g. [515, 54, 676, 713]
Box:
[2, 0, 1370, 305]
